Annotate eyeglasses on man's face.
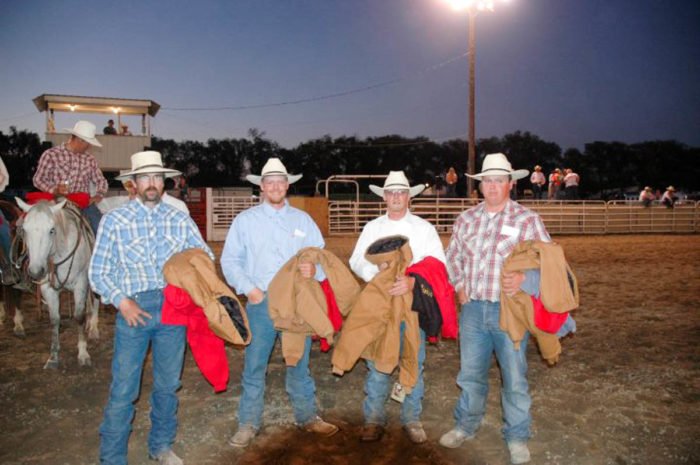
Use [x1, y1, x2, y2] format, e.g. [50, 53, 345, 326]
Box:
[135, 173, 165, 183]
[385, 189, 409, 197]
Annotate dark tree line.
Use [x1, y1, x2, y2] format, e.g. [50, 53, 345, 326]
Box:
[2, 126, 698, 199]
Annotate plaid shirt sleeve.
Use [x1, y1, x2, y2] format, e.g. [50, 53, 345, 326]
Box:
[89, 155, 108, 196]
[33, 149, 58, 193]
[88, 213, 127, 307]
[446, 211, 469, 291]
[523, 211, 551, 242]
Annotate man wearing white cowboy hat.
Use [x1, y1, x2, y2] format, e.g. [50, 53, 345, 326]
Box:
[529, 165, 546, 200]
[98, 168, 189, 215]
[90, 151, 214, 465]
[348, 170, 446, 444]
[660, 185, 677, 208]
[220, 157, 338, 448]
[33, 120, 108, 233]
[440, 153, 551, 464]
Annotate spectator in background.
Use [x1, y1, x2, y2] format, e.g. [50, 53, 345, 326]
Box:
[445, 167, 458, 197]
[548, 168, 562, 200]
[103, 119, 117, 135]
[660, 186, 677, 208]
[563, 168, 580, 200]
[178, 175, 188, 202]
[530, 165, 546, 200]
[120, 124, 132, 136]
[639, 186, 655, 207]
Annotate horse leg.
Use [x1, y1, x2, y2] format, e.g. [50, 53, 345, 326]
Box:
[72, 281, 92, 367]
[8, 287, 25, 338]
[42, 285, 61, 370]
[87, 294, 100, 340]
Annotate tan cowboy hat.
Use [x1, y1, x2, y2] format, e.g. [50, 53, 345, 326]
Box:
[65, 120, 102, 147]
[369, 171, 425, 198]
[115, 151, 181, 181]
[666, 185, 675, 191]
[644, 186, 652, 191]
[246, 157, 302, 185]
[467, 153, 529, 181]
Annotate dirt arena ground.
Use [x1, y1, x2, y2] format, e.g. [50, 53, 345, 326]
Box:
[0, 234, 698, 465]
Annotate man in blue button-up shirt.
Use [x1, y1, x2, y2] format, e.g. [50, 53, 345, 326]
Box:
[221, 158, 338, 448]
[90, 151, 213, 465]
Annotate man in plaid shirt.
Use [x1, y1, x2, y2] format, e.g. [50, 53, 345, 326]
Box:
[90, 151, 213, 465]
[33, 120, 108, 233]
[439, 153, 550, 465]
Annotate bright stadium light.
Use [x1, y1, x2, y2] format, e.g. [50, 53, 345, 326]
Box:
[443, 0, 511, 195]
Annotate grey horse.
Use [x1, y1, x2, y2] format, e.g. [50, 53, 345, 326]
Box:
[15, 198, 99, 369]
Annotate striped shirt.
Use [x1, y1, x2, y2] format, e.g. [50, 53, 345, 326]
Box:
[446, 199, 550, 302]
[89, 199, 213, 307]
[33, 144, 108, 195]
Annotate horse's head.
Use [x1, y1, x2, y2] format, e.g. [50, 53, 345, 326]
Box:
[16, 198, 67, 280]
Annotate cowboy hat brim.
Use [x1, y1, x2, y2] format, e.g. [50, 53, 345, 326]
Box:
[115, 166, 182, 181]
[246, 173, 302, 185]
[65, 128, 102, 147]
[467, 168, 529, 181]
[369, 184, 425, 198]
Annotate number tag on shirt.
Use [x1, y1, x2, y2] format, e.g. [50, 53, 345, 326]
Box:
[501, 224, 520, 238]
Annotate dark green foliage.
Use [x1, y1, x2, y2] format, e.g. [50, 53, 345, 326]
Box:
[2, 127, 698, 198]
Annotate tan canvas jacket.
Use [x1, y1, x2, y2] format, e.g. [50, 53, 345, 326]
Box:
[500, 240, 579, 364]
[163, 248, 251, 346]
[268, 247, 360, 366]
[331, 236, 422, 393]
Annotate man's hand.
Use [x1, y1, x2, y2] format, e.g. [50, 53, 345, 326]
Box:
[389, 275, 415, 296]
[90, 195, 104, 205]
[54, 182, 69, 196]
[502, 271, 526, 296]
[456, 288, 469, 305]
[118, 298, 152, 327]
[297, 262, 316, 279]
[247, 288, 264, 305]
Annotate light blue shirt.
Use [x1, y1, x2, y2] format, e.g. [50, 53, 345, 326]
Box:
[220, 200, 325, 295]
[89, 198, 213, 307]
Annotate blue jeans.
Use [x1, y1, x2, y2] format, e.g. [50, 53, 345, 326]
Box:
[99, 290, 186, 465]
[0, 209, 10, 260]
[83, 203, 102, 235]
[453, 300, 531, 443]
[364, 324, 426, 425]
[238, 296, 317, 429]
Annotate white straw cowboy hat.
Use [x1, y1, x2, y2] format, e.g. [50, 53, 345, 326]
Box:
[115, 151, 181, 181]
[246, 157, 302, 185]
[467, 152, 529, 181]
[369, 171, 425, 198]
[65, 120, 102, 147]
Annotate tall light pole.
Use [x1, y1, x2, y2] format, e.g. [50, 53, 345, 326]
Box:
[445, 0, 509, 196]
[467, 10, 476, 196]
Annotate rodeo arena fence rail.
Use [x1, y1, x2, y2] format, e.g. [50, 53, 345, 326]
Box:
[196, 188, 700, 241]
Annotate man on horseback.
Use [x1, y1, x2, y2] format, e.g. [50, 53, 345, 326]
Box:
[33, 120, 108, 234]
[89, 151, 213, 465]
